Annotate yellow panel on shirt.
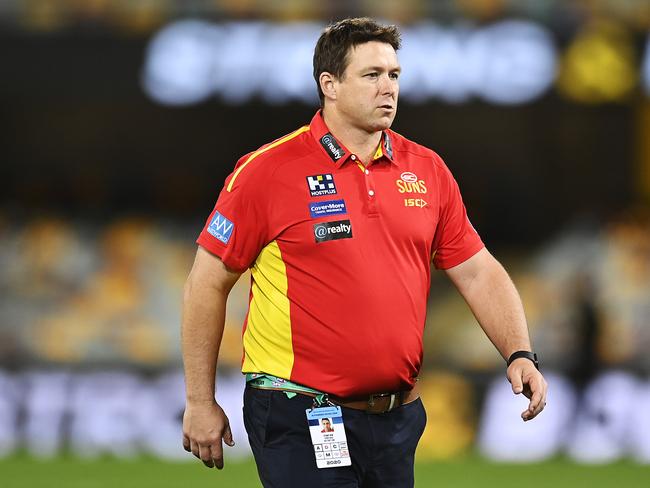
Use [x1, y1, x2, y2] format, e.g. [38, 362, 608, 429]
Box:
[242, 240, 293, 378]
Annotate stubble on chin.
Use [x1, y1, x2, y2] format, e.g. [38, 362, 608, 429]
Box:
[371, 114, 395, 132]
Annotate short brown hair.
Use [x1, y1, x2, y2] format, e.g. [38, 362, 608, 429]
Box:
[313, 18, 401, 105]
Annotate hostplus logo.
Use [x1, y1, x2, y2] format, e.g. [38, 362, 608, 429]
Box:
[306, 174, 337, 197]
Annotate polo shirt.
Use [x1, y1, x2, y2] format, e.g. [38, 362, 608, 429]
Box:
[197, 111, 484, 397]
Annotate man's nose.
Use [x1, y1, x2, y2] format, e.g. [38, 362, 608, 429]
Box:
[379, 74, 396, 96]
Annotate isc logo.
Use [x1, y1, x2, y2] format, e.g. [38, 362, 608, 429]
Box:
[404, 198, 427, 207]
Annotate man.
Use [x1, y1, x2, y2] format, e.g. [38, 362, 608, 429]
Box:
[321, 418, 335, 433]
[182, 17, 547, 488]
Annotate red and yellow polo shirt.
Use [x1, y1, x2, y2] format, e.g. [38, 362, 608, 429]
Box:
[197, 111, 483, 397]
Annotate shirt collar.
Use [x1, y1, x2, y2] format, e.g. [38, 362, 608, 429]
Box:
[309, 111, 396, 167]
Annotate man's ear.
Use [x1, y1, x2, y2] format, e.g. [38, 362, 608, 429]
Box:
[319, 72, 337, 101]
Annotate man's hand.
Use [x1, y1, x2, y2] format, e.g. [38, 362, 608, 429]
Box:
[182, 401, 235, 469]
[507, 358, 548, 421]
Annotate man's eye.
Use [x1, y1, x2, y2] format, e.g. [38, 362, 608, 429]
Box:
[390, 73, 400, 80]
[366, 72, 379, 78]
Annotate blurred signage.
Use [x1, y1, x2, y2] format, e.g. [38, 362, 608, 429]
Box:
[142, 20, 650, 106]
[0, 370, 251, 460]
[141, 20, 557, 106]
[479, 371, 650, 463]
[1, 369, 649, 463]
[557, 21, 638, 103]
[644, 36, 650, 96]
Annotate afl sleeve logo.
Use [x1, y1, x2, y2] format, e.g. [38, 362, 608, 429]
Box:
[313, 220, 353, 243]
[207, 211, 234, 244]
[307, 174, 337, 196]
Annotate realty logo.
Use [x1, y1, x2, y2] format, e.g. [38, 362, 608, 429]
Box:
[320, 133, 345, 161]
[207, 210, 234, 244]
[313, 219, 353, 243]
[307, 174, 337, 197]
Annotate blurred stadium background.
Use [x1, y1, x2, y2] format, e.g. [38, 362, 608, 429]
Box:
[1, 0, 650, 486]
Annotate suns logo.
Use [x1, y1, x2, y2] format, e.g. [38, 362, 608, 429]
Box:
[396, 172, 427, 194]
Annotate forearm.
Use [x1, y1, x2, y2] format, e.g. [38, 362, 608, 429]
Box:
[465, 261, 530, 359]
[446, 250, 547, 420]
[447, 249, 531, 360]
[181, 273, 228, 404]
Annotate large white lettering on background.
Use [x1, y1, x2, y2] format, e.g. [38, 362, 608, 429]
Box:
[141, 20, 557, 106]
[142, 22, 650, 106]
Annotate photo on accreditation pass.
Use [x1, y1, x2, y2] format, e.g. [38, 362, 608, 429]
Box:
[306, 407, 352, 468]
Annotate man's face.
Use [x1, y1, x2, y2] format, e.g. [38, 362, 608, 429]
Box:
[332, 41, 400, 133]
[322, 419, 331, 429]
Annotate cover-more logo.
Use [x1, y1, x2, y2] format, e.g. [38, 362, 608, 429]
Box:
[309, 199, 347, 218]
[207, 210, 234, 244]
[313, 219, 353, 243]
[307, 174, 337, 197]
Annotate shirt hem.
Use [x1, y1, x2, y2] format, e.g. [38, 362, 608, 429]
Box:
[434, 242, 485, 270]
[196, 234, 247, 272]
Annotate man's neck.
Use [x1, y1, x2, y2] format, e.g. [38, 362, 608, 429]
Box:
[322, 108, 383, 166]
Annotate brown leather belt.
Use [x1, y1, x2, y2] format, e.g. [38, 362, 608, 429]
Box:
[329, 383, 419, 414]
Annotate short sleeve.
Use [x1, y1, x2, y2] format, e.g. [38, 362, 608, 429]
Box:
[196, 156, 271, 272]
[432, 159, 484, 270]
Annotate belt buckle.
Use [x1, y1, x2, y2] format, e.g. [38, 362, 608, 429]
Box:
[368, 393, 397, 413]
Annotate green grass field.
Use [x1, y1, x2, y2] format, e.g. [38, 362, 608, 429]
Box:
[1, 455, 649, 488]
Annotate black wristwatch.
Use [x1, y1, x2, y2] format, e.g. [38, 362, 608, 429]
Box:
[506, 351, 539, 370]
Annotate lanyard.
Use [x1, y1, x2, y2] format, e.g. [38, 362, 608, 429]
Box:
[245, 373, 331, 407]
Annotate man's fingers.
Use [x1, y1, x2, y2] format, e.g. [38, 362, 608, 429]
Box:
[199, 444, 215, 468]
[223, 423, 235, 447]
[527, 378, 543, 408]
[530, 392, 543, 413]
[211, 441, 225, 470]
[522, 399, 546, 421]
[187, 437, 224, 468]
[190, 440, 200, 459]
[522, 389, 543, 420]
[508, 364, 548, 421]
[510, 373, 523, 394]
[182, 403, 233, 469]
[521, 376, 548, 421]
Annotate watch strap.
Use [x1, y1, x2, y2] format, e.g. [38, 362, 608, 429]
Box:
[507, 351, 539, 370]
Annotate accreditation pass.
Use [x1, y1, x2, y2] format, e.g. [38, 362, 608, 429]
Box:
[305, 406, 352, 468]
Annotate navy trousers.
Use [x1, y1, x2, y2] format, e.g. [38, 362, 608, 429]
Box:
[243, 384, 427, 488]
